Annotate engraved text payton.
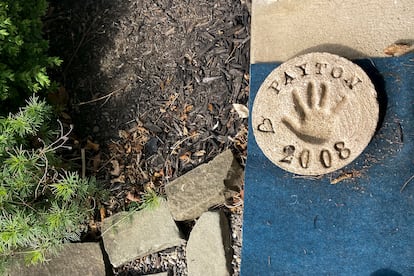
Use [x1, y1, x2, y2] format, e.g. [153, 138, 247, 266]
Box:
[268, 61, 362, 94]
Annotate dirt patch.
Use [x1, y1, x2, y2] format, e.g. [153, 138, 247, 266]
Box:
[47, 0, 250, 275]
[48, 0, 249, 179]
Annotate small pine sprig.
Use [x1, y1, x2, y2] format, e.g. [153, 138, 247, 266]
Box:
[0, 95, 51, 155]
[0, 97, 98, 270]
[50, 171, 90, 202]
[139, 187, 161, 210]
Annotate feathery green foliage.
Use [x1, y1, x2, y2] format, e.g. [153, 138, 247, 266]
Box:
[139, 188, 161, 210]
[0, 97, 97, 272]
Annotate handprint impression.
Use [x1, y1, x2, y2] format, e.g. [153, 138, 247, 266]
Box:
[282, 81, 347, 144]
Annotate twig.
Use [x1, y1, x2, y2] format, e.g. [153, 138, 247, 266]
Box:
[64, 17, 97, 74]
[292, 174, 323, 180]
[87, 196, 96, 212]
[10, 197, 37, 212]
[35, 121, 73, 199]
[35, 152, 49, 199]
[77, 84, 128, 106]
[170, 133, 199, 153]
[224, 200, 243, 209]
[400, 174, 414, 192]
[81, 148, 86, 179]
[101, 210, 136, 236]
[163, 133, 200, 181]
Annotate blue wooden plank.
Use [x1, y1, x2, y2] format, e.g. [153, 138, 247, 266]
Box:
[241, 54, 414, 276]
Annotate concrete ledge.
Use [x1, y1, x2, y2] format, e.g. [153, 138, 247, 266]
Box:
[252, 0, 414, 62]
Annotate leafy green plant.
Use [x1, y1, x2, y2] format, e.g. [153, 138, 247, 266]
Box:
[0, 0, 61, 103]
[0, 96, 96, 272]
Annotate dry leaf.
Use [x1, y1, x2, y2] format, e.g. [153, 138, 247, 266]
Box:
[153, 169, 164, 179]
[124, 143, 132, 154]
[179, 151, 192, 164]
[232, 103, 249, 119]
[118, 129, 129, 139]
[189, 131, 199, 137]
[110, 160, 121, 176]
[180, 113, 188, 122]
[108, 142, 124, 154]
[126, 191, 141, 202]
[92, 153, 101, 172]
[47, 86, 69, 106]
[330, 171, 361, 184]
[164, 27, 176, 36]
[193, 150, 206, 157]
[184, 104, 193, 113]
[131, 143, 143, 154]
[183, 125, 189, 136]
[110, 174, 125, 184]
[384, 43, 413, 56]
[60, 112, 71, 120]
[202, 76, 221, 83]
[99, 207, 106, 221]
[208, 103, 214, 112]
[85, 139, 100, 151]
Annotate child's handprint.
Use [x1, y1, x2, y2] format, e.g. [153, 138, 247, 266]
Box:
[282, 81, 347, 144]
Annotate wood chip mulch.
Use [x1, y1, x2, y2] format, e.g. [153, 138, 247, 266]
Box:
[47, 0, 250, 275]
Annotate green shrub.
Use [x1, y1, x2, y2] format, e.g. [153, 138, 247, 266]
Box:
[0, 0, 61, 102]
[0, 96, 96, 271]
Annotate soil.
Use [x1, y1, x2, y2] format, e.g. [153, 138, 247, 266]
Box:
[46, 0, 250, 275]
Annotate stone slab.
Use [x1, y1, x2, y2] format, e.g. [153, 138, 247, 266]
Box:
[252, 0, 414, 63]
[102, 200, 185, 267]
[241, 54, 414, 275]
[187, 211, 232, 276]
[166, 150, 243, 221]
[6, 243, 105, 276]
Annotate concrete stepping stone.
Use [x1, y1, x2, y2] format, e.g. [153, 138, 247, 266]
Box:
[6, 242, 105, 276]
[166, 150, 243, 221]
[101, 199, 185, 267]
[186, 210, 232, 276]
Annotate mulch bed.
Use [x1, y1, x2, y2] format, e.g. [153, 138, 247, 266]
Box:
[46, 0, 250, 274]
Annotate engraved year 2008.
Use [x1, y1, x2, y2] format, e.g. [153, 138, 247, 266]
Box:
[280, 142, 351, 169]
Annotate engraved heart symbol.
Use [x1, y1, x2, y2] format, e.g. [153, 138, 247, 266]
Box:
[258, 118, 275, 133]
